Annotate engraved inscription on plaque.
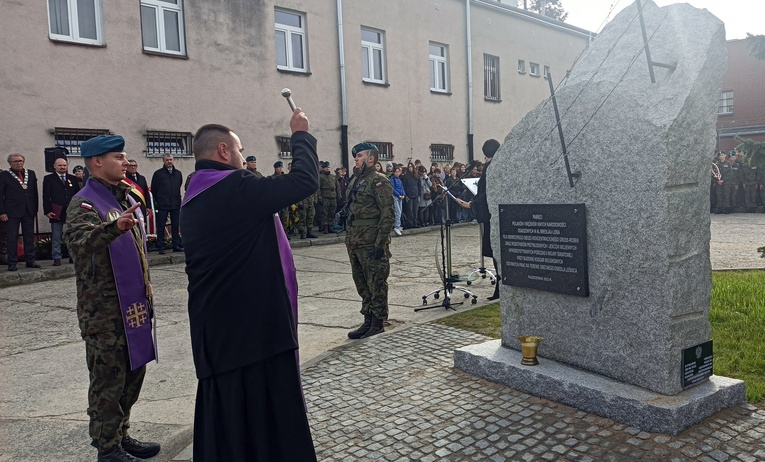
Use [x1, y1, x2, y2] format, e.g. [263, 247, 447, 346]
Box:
[498, 204, 589, 297]
[682, 340, 713, 389]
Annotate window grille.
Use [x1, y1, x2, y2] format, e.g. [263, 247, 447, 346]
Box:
[484, 54, 500, 101]
[367, 141, 393, 161]
[53, 127, 110, 155]
[145, 131, 192, 157]
[529, 62, 540, 77]
[277, 136, 292, 158]
[517, 59, 526, 74]
[430, 144, 454, 162]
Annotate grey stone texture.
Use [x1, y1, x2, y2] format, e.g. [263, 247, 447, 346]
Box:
[455, 339, 745, 434]
[485, 1, 728, 396]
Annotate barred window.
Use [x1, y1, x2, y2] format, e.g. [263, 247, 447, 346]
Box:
[145, 131, 192, 157]
[484, 54, 500, 101]
[430, 144, 454, 162]
[367, 141, 393, 161]
[53, 127, 110, 155]
[529, 62, 540, 77]
[277, 136, 292, 158]
[544, 65, 550, 79]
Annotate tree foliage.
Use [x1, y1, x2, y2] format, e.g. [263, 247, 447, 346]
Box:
[735, 137, 765, 169]
[746, 34, 765, 60]
[519, 0, 568, 22]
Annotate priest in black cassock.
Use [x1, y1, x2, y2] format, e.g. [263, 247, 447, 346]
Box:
[180, 107, 318, 461]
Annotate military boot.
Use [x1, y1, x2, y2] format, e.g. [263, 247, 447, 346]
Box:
[323, 225, 331, 234]
[347, 314, 372, 339]
[306, 230, 318, 238]
[97, 446, 146, 462]
[361, 316, 384, 338]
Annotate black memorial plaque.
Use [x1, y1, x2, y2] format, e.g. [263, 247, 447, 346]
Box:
[682, 340, 713, 389]
[499, 204, 588, 296]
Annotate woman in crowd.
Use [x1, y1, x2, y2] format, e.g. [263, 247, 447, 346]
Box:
[390, 166, 405, 235]
[401, 163, 420, 228]
[417, 165, 433, 226]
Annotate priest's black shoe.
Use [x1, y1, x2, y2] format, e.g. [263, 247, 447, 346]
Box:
[347, 314, 372, 339]
[26, 262, 41, 268]
[121, 435, 160, 459]
[306, 231, 318, 239]
[97, 446, 146, 461]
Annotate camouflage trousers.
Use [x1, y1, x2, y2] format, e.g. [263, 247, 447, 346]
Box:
[84, 331, 146, 452]
[297, 201, 315, 234]
[713, 182, 733, 209]
[744, 182, 763, 208]
[319, 198, 337, 229]
[346, 243, 390, 320]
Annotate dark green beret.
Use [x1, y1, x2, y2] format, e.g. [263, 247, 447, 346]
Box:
[245, 156, 257, 162]
[81, 135, 125, 158]
[72, 165, 84, 172]
[320, 161, 330, 168]
[351, 142, 379, 156]
[274, 161, 283, 168]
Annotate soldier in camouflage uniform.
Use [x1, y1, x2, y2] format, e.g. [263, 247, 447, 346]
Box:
[297, 187, 318, 239]
[713, 152, 733, 214]
[64, 135, 160, 462]
[271, 161, 290, 232]
[345, 142, 395, 339]
[318, 161, 339, 233]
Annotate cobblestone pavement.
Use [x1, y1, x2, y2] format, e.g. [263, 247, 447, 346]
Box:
[304, 324, 765, 462]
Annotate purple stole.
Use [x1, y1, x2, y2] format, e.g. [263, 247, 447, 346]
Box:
[76, 180, 156, 370]
[183, 169, 299, 322]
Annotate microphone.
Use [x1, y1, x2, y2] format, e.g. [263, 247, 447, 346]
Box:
[281, 88, 297, 111]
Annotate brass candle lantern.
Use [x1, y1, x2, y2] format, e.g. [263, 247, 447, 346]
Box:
[517, 336, 544, 366]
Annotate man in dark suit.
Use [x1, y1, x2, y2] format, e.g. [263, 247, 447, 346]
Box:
[42, 157, 80, 265]
[0, 153, 40, 271]
[125, 159, 149, 217]
[150, 154, 183, 254]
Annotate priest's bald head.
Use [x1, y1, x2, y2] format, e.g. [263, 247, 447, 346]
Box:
[193, 124, 244, 169]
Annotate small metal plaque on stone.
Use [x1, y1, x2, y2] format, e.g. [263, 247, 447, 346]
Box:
[682, 340, 713, 389]
[498, 203, 589, 296]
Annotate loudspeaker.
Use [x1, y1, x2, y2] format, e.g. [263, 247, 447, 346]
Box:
[44, 147, 69, 172]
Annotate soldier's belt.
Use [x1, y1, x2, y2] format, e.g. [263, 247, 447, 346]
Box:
[348, 218, 378, 227]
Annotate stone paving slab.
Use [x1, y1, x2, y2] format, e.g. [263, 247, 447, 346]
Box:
[300, 324, 764, 462]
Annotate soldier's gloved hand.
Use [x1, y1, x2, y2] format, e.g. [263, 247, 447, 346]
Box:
[370, 247, 385, 260]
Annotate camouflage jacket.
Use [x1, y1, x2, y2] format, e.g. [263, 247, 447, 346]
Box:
[346, 167, 395, 249]
[64, 177, 149, 337]
[319, 171, 338, 199]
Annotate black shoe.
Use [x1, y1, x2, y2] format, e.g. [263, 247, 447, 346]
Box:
[348, 314, 372, 339]
[121, 435, 160, 459]
[98, 446, 146, 461]
[8, 264, 17, 272]
[306, 232, 318, 239]
[53, 259, 61, 266]
[361, 316, 384, 339]
[69, 257, 73, 264]
[158, 249, 166, 255]
[26, 262, 41, 268]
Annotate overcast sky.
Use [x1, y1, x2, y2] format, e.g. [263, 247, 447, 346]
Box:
[561, 0, 765, 40]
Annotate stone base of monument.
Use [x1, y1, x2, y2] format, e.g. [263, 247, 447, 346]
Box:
[454, 340, 746, 435]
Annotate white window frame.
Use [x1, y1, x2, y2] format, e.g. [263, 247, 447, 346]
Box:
[275, 9, 307, 72]
[361, 27, 386, 84]
[484, 54, 500, 101]
[429, 42, 449, 92]
[718, 90, 733, 115]
[47, 0, 104, 45]
[529, 62, 540, 77]
[140, 0, 186, 56]
[145, 131, 193, 158]
[53, 127, 110, 156]
[543, 65, 551, 79]
[517, 59, 526, 74]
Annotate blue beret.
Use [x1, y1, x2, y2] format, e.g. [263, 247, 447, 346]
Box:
[81, 135, 125, 158]
[351, 142, 379, 156]
[274, 161, 283, 168]
[245, 156, 257, 162]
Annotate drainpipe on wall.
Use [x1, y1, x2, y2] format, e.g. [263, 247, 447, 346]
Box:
[465, 0, 475, 163]
[337, 0, 349, 172]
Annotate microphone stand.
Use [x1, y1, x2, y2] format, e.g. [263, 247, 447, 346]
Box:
[416, 185, 477, 311]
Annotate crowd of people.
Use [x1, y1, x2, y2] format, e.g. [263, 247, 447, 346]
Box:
[711, 149, 764, 213]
